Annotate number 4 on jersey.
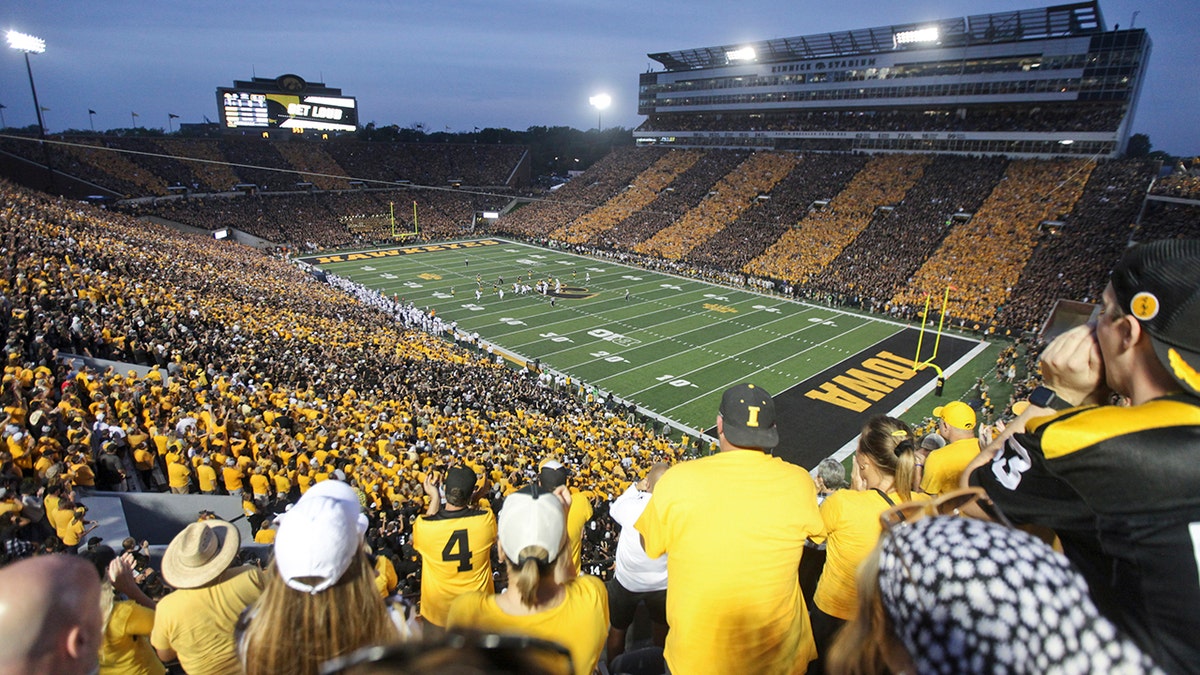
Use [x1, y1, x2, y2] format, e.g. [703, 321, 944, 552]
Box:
[442, 529, 473, 572]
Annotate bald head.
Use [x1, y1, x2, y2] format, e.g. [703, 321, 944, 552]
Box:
[644, 463, 670, 492]
[0, 555, 103, 675]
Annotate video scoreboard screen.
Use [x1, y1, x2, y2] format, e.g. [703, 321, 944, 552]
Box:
[218, 89, 358, 132]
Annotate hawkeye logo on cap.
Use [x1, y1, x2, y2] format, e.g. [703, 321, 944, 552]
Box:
[1131, 292, 1159, 321]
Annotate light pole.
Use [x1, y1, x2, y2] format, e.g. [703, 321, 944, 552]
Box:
[589, 93, 611, 131]
[6, 30, 53, 190]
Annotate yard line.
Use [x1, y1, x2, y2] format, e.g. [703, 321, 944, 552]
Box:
[642, 317, 879, 402]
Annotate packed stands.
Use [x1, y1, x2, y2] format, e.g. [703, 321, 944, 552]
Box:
[0, 177, 682, 589]
[808, 155, 1008, 307]
[632, 151, 797, 260]
[892, 159, 1094, 329]
[1150, 172, 1200, 199]
[550, 149, 701, 244]
[638, 106, 1127, 135]
[0, 135, 528, 198]
[594, 149, 749, 249]
[499, 146, 668, 238]
[684, 153, 868, 272]
[744, 154, 932, 284]
[998, 160, 1157, 331]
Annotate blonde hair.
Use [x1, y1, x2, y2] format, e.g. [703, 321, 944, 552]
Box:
[857, 416, 917, 503]
[509, 546, 551, 608]
[242, 548, 399, 675]
[99, 579, 115, 628]
[825, 545, 912, 675]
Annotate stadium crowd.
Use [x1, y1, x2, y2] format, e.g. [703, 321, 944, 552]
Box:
[632, 151, 797, 260]
[0, 176, 682, 578]
[0, 135, 526, 197]
[684, 153, 868, 272]
[807, 155, 1007, 306]
[1, 131, 1198, 674]
[550, 150, 701, 245]
[744, 154, 932, 284]
[594, 150, 749, 251]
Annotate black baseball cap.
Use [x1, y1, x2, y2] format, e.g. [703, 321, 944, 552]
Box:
[719, 383, 779, 449]
[537, 459, 569, 490]
[444, 466, 478, 495]
[1110, 239, 1200, 397]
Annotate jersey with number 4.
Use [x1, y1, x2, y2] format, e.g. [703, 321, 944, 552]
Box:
[413, 505, 497, 627]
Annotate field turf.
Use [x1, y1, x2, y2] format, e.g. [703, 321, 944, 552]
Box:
[300, 238, 990, 467]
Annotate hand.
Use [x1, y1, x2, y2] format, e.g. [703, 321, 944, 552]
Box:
[978, 424, 995, 448]
[850, 460, 866, 491]
[553, 484, 573, 511]
[1039, 323, 1112, 406]
[421, 472, 440, 497]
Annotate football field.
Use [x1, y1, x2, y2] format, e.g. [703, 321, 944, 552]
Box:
[300, 238, 991, 467]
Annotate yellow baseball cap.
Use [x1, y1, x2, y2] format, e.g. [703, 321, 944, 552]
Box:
[933, 401, 976, 431]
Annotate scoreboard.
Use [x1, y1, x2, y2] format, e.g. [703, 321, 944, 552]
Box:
[216, 74, 358, 132]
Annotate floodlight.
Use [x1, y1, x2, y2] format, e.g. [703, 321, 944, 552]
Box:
[1059, 139, 1075, 145]
[726, 47, 756, 61]
[6, 30, 45, 54]
[8, 28, 52, 189]
[894, 27, 939, 45]
[589, 93, 611, 131]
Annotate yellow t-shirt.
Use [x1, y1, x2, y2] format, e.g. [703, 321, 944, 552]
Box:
[446, 575, 608, 675]
[249, 473, 270, 497]
[413, 506, 497, 627]
[99, 599, 166, 675]
[814, 489, 927, 620]
[566, 490, 594, 575]
[374, 554, 398, 598]
[150, 567, 264, 675]
[221, 466, 244, 492]
[196, 464, 218, 493]
[920, 437, 981, 496]
[636, 450, 826, 675]
[53, 507, 85, 546]
[167, 462, 190, 489]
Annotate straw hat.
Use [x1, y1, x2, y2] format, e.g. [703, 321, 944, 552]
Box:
[161, 521, 240, 589]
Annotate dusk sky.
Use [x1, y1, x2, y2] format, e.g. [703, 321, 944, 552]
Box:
[3, 0, 1197, 154]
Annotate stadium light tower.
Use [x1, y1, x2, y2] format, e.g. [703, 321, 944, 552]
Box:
[589, 93, 611, 131]
[7, 30, 53, 189]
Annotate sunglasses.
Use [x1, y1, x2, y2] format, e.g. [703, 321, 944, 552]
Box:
[879, 487, 1013, 531]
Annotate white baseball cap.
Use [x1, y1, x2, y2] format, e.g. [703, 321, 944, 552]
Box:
[498, 491, 566, 566]
[273, 480, 367, 593]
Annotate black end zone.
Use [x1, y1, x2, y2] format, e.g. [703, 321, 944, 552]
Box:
[705, 328, 978, 469]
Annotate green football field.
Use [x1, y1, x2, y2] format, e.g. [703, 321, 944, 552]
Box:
[300, 238, 993, 463]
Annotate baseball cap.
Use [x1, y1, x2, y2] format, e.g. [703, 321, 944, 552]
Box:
[933, 401, 976, 431]
[498, 491, 565, 566]
[537, 459, 568, 490]
[1010, 400, 1031, 417]
[1109, 239, 1200, 397]
[719, 383, 779, 449]
[445, 466, 478, 494]
[274, 482, 366, 594]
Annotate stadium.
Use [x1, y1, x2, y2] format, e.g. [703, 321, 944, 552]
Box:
[0, 1, 1198, 673]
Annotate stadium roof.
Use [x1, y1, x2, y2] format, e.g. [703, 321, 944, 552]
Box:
[648, 1, 1106, 71]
